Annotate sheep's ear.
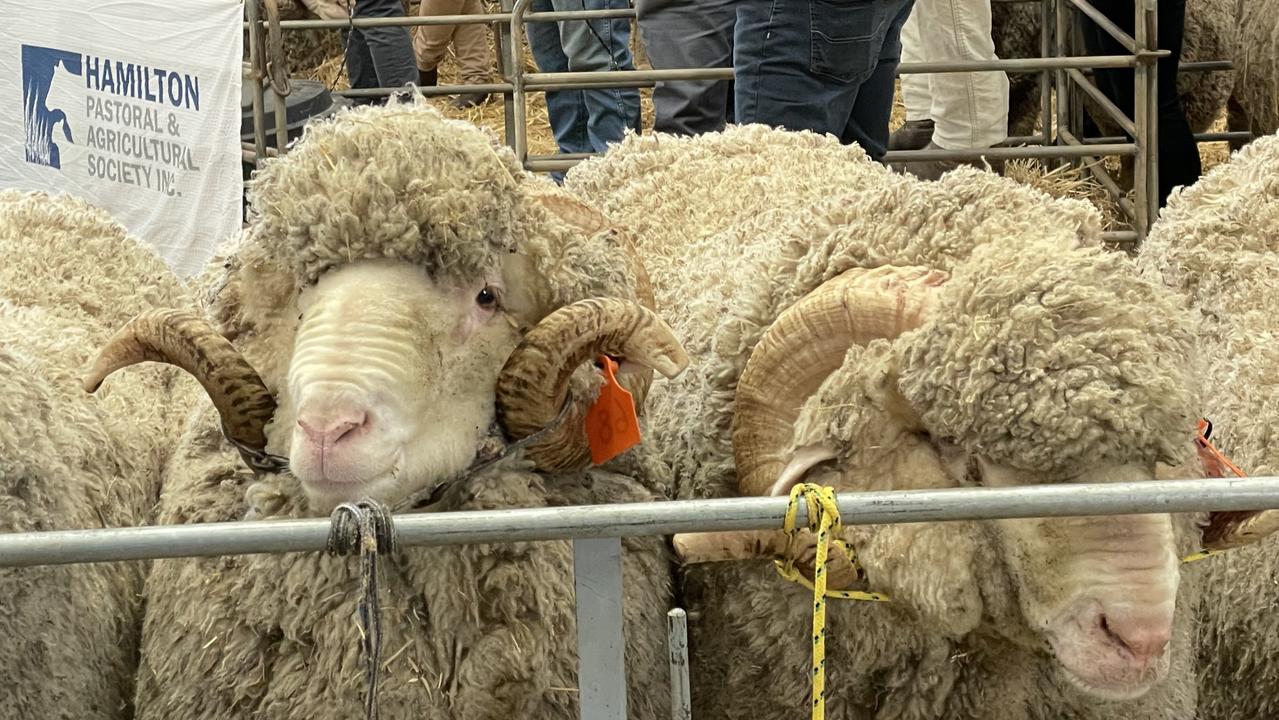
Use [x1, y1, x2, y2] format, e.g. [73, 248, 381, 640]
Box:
[770, 444, 839, 497]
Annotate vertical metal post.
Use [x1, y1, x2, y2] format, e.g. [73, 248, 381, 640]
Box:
[1053, 0, 1070, 161]
[509, 0, 533, 165]
[1141, 0, 1160, 232]
[1039, 0, 1053, 146]
[497, 0, 518, 152]
[573, 537, 628, 720]
[667, 609, 692, 720]
[1132, 0, 1155, 240]
[262, 0, 291, 155]
[245, 0, 268, 169]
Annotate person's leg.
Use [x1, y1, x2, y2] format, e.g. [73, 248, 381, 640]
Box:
[526, 0, 591, 156]
[1150, 0, 1200, 201]
[413, 0, 468, 86]
[353, 0, 419, 94]
[638, 0, 736, 135]
[552, 0, 642, 153]
[843, 0, 917, 160]
[1080, 0, 1200, 205]
[454, 0, 494, 85]
[913, 0, 1008, 151]
[893, 3, 937, 150]
[448, 0, 495, 107]
[734, 0, 872, 143]
[343, 28, 380, 101]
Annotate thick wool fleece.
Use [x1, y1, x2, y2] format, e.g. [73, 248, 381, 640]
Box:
[0, 190, 195, 719]
[133, 99, 671, 719]
[993, 0, 1235, 137]
[567, 125, 1204, 719]
[1136, 133, 1279, 720]
[1232, 0, 1279, 134]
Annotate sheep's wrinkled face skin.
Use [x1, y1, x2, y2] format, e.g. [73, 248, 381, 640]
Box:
[977, 459, 1179, 701]
[284, 259, 520, 512]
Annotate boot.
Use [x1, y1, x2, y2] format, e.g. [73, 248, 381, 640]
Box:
[893, 142, 1005, 182]
[418, 68, 438, 87]
[888, 119, 935, 152]
[450, 91, 492, 109]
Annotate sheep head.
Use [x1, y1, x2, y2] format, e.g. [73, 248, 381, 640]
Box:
[84, 100, 688, 513]
[729, 240, 1207, 701]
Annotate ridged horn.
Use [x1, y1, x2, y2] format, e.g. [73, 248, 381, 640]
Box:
[732, 266, 948, 497]
[1202, 510, 1279, 551]
[496, 297, 689, 472]
[83, 309, 277, 452]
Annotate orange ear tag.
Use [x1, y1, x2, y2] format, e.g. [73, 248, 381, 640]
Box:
[584, 356, 642, 465]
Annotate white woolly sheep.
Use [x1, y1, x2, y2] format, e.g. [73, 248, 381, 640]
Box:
[1135, 132, 1279, 720]
[565, 124, 1225, 719]
[0, 189, 197, 719]
[88, 98, 689, 719]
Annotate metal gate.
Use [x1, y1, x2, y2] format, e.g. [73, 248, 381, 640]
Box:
[241, 0, 1250, 243]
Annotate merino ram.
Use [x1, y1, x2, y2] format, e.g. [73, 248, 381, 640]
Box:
[0, 190, 197, 718]
[88, 99, 688, 719]
[564, 125, 1244, 719]
[1135, 132, 1279, 720]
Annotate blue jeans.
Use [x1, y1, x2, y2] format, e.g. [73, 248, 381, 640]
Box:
[527, 0, 641, 159]
[735, 0, 915, 161]
[637, 0, 736, 135]
[343, 0, 419, 102]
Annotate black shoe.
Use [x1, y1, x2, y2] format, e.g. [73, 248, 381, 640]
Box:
[888, 119, 935, 152]
[450, 92, 491, 109]
[418, 68, 438, 87]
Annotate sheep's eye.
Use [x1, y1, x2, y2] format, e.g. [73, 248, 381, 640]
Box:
[476, 286, 499, 310]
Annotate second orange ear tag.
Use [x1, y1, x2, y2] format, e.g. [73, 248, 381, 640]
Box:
[585, 356, 642, 466]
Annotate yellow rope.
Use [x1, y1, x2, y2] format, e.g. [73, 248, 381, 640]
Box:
[773, 483, 888, 720]
[1182, 549, 1221, 564]
[772, 477, 1227, 719]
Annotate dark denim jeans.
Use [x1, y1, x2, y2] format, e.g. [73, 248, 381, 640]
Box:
[734, 0, 916, 161]
[343, 0, 419, 102]
[527, 0, 642, 160]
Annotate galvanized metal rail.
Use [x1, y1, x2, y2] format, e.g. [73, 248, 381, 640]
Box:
[2, 476, 1276, 566]
[2, 476, 1278, 719]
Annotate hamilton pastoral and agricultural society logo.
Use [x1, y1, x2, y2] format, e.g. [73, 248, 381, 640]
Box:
[22, 44, 82, 169]
[19, 42, 205, 195]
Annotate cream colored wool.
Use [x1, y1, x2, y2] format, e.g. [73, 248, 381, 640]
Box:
[1136, 132, 1279, 720]
[133, 99, 672, 720]
[0, 189, 195, 719]
[567, 125, 1205, 719]
[1231, 0, 1279, 134]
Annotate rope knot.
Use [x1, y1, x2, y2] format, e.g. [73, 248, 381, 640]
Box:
[327, 499, 397, 557]
[327, 499, 396, 720]
[773, 483, 888, 720]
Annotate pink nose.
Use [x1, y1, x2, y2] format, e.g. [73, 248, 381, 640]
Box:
[297, 410, 369, 450]
[1100, 614, 1171, 664]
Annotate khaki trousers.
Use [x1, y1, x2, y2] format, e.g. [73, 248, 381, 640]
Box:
[413, 0, 492, 83]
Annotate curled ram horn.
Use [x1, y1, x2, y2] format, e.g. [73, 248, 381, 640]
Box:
[1202, 510, 1279, 551]
[731, 265, 949, 498]
[84, 309, 278, 455]
[495, 297, 689, 473]
[672, 528, 865, 590]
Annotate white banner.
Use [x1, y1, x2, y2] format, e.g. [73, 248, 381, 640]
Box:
[0, 0, 244, 277]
